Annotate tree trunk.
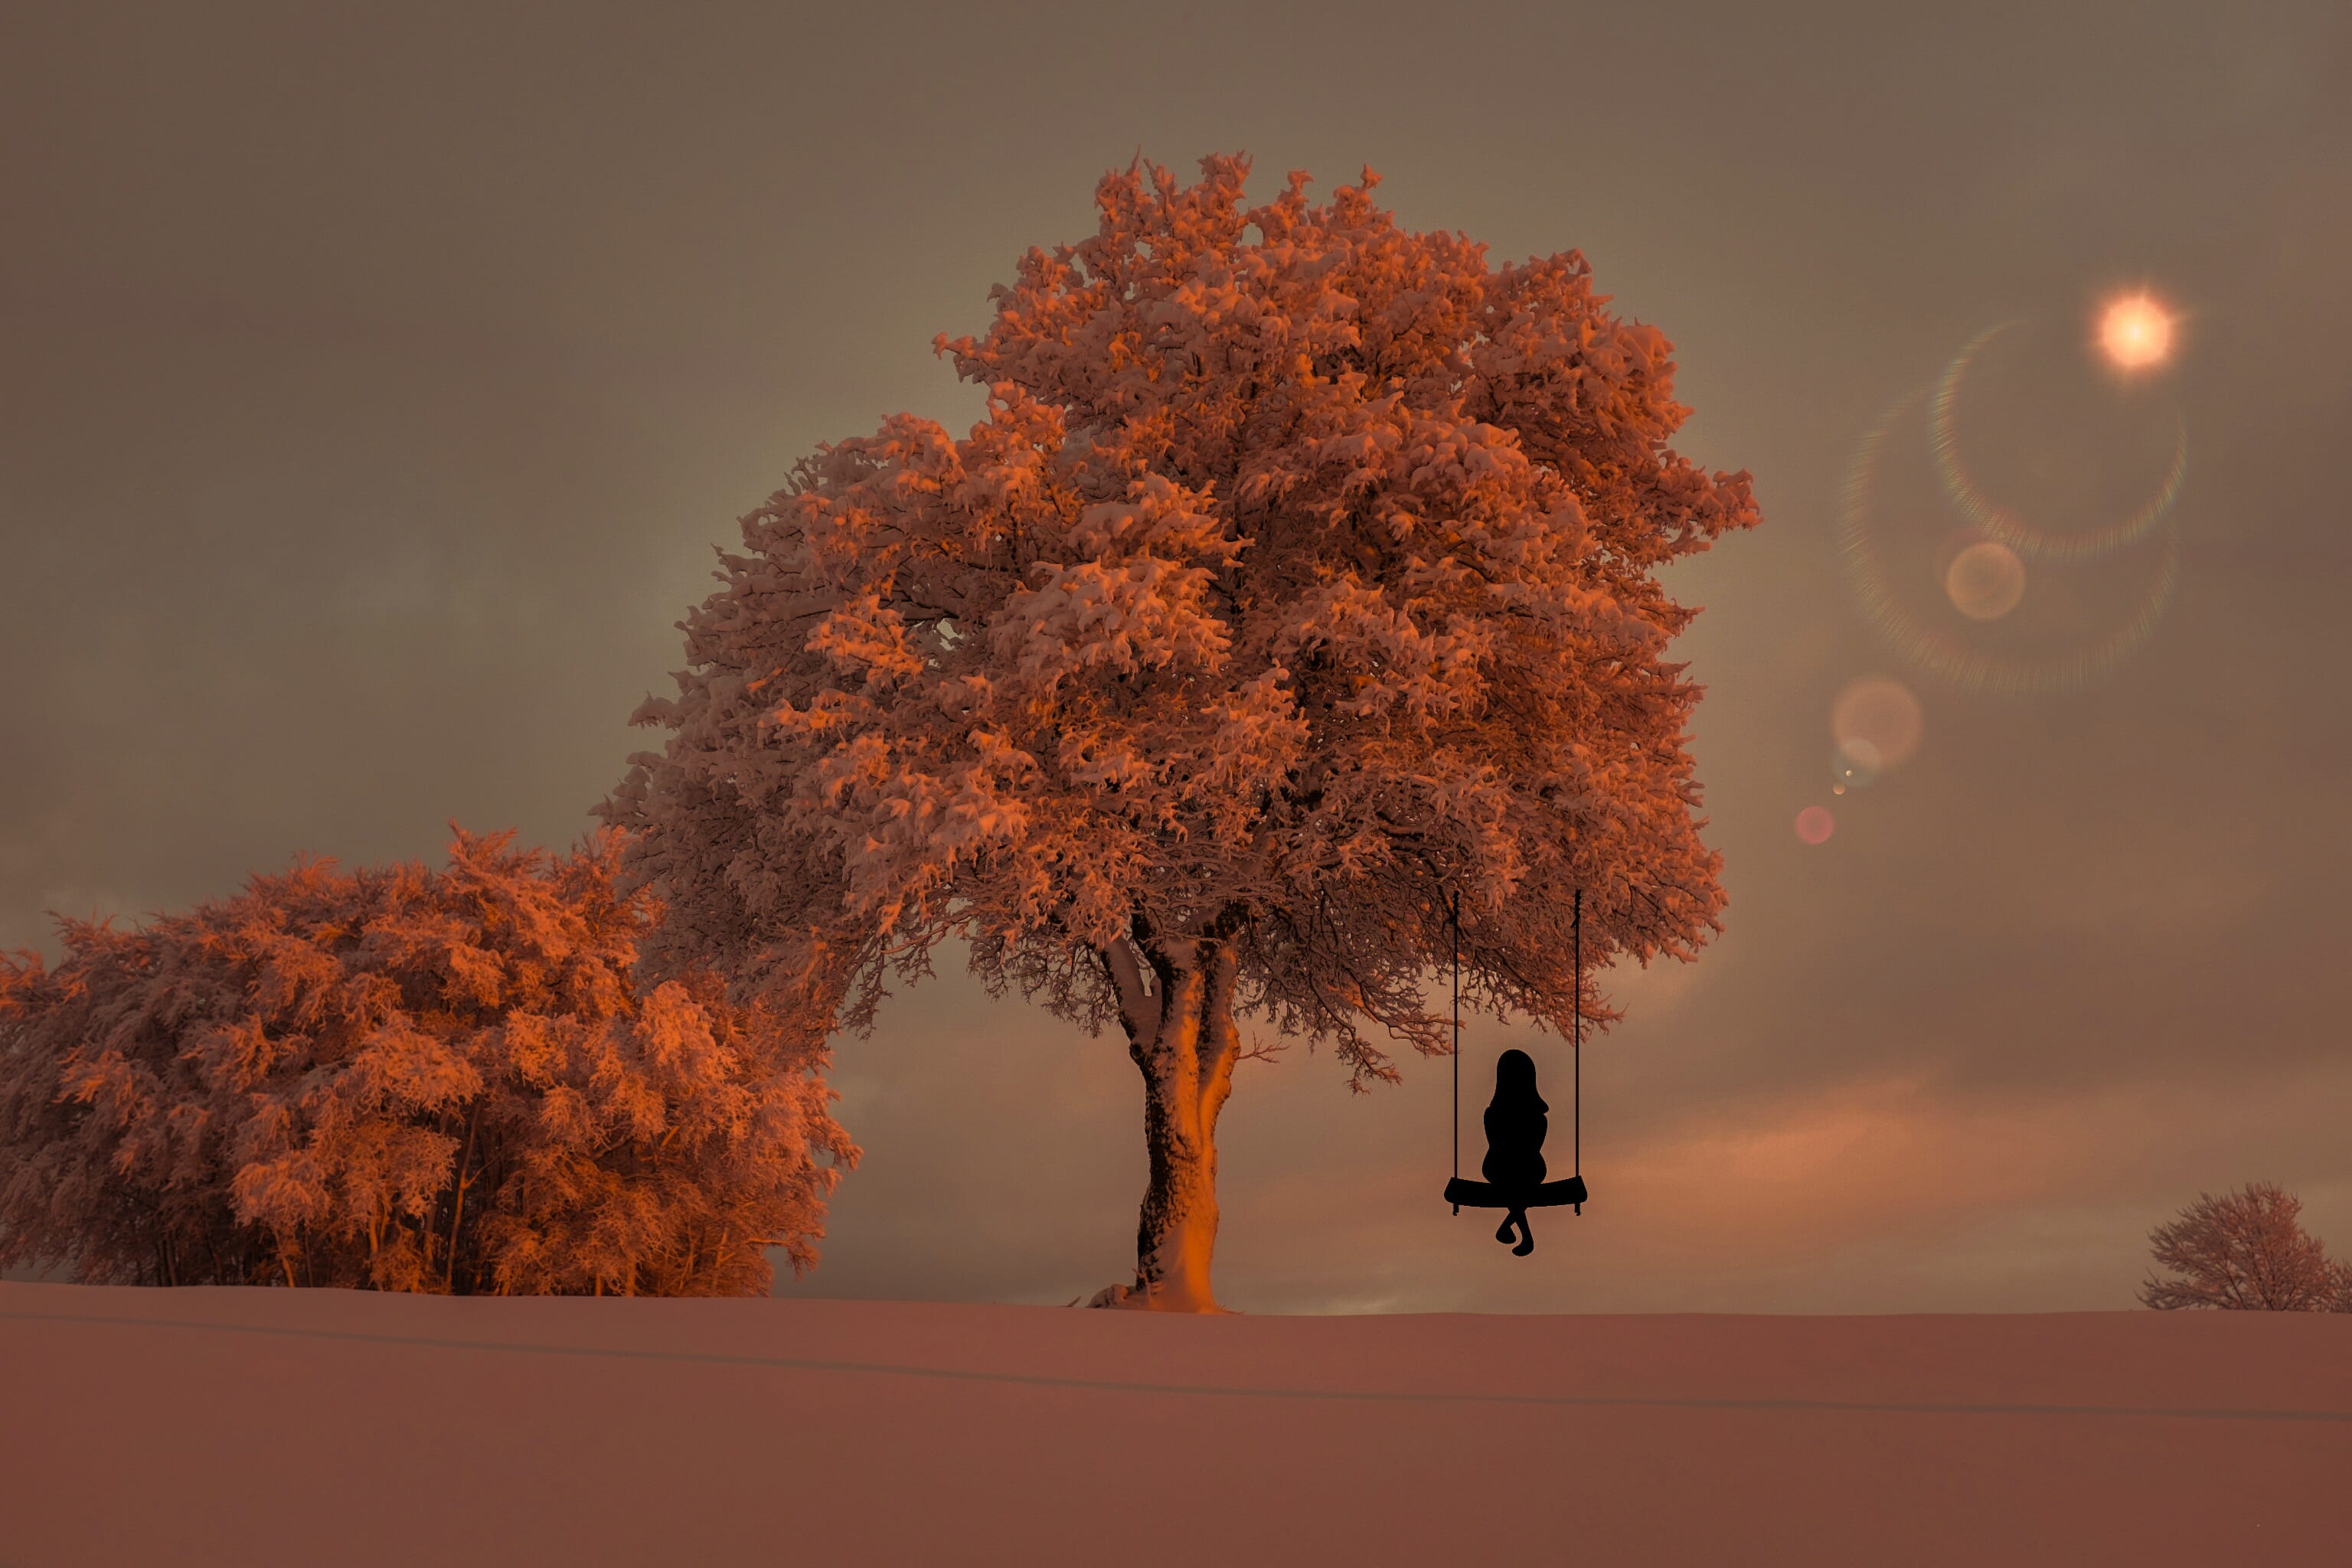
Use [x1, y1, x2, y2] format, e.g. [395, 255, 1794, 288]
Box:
[1102, 926, 1243, 1312]
[444, 1099, 482, 1294]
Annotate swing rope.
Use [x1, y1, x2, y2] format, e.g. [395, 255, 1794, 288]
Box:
[1449, 884, 1585, 1217]
[1449, 890, 1461, 1212]
[1573, 886, 1582, 1214]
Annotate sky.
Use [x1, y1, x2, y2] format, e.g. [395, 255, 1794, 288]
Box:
[4, 0, 2348, 1314]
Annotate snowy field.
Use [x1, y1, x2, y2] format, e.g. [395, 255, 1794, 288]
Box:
[2, 1282, 2344, 1566]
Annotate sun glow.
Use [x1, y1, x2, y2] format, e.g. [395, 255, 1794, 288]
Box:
[2098, 292, 2174, 371]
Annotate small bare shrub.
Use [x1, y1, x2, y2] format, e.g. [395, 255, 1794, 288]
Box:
[2139, 1182, 2341, 1312]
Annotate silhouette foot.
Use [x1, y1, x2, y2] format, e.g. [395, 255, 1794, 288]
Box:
[1512, 1232, 1535, 1257]
[1494, 1220, 1517, 1244]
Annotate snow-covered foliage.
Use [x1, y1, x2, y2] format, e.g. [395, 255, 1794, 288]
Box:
[605, 155, 1756, 1305]
[2139, 1182, 2350, 1312]
[0, 830, 852, 1294]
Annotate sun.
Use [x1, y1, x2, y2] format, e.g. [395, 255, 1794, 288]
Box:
[2098, 292, 2174, 371]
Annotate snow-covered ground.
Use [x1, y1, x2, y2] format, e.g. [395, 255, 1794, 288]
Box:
[2, 1282, 2344, 1565]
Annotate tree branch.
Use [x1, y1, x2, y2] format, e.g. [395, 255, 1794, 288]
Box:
[1096, 939, 1159, 1057]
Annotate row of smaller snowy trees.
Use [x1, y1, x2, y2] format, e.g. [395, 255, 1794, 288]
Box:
[2140, 1182, 2352, 1312]
[0, 830, 851, 1294]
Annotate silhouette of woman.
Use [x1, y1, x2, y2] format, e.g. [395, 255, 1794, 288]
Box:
[1482, 1049, 1548, 1256]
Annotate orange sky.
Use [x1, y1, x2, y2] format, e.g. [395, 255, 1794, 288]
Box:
[3, 0, 2348, 1311]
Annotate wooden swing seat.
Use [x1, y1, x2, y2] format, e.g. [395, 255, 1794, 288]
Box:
[1443, 1174, 1588, 1210]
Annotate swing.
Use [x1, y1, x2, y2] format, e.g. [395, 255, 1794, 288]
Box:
[1442, 888, 1588, 1227]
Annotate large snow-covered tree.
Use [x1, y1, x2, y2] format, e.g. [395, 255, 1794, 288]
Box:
[0, 829, 852, 1294]
[605, 155, 1757, 1309]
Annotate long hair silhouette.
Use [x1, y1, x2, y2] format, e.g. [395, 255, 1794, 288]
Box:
[1481, 1049, 1549, 1256]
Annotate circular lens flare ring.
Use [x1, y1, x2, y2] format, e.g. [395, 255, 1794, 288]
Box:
[1795, 805, 1837, 845]
[1930, 321, 2189, 565]
[1841, 383, 2184, 697]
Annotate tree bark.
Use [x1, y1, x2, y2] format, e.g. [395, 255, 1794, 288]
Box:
[1102, 923, 1243, 1312]
[444, 1099, 482, 1293]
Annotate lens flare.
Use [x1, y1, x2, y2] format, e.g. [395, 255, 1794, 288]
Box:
[2099, 292, 2174, 371]
[1945, 539, 2027, 620]
[1838, 735, 1885, 770]
[1831, 676, 1923, 772]
[1931, 322, 2188, 564]
[1795, 806, 1836, 845]
[1831, 742, 1880, 791]
[1840, 384, 2184, 696]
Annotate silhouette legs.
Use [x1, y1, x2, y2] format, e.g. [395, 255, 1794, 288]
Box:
[1495, 1207, 1535, 1256]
